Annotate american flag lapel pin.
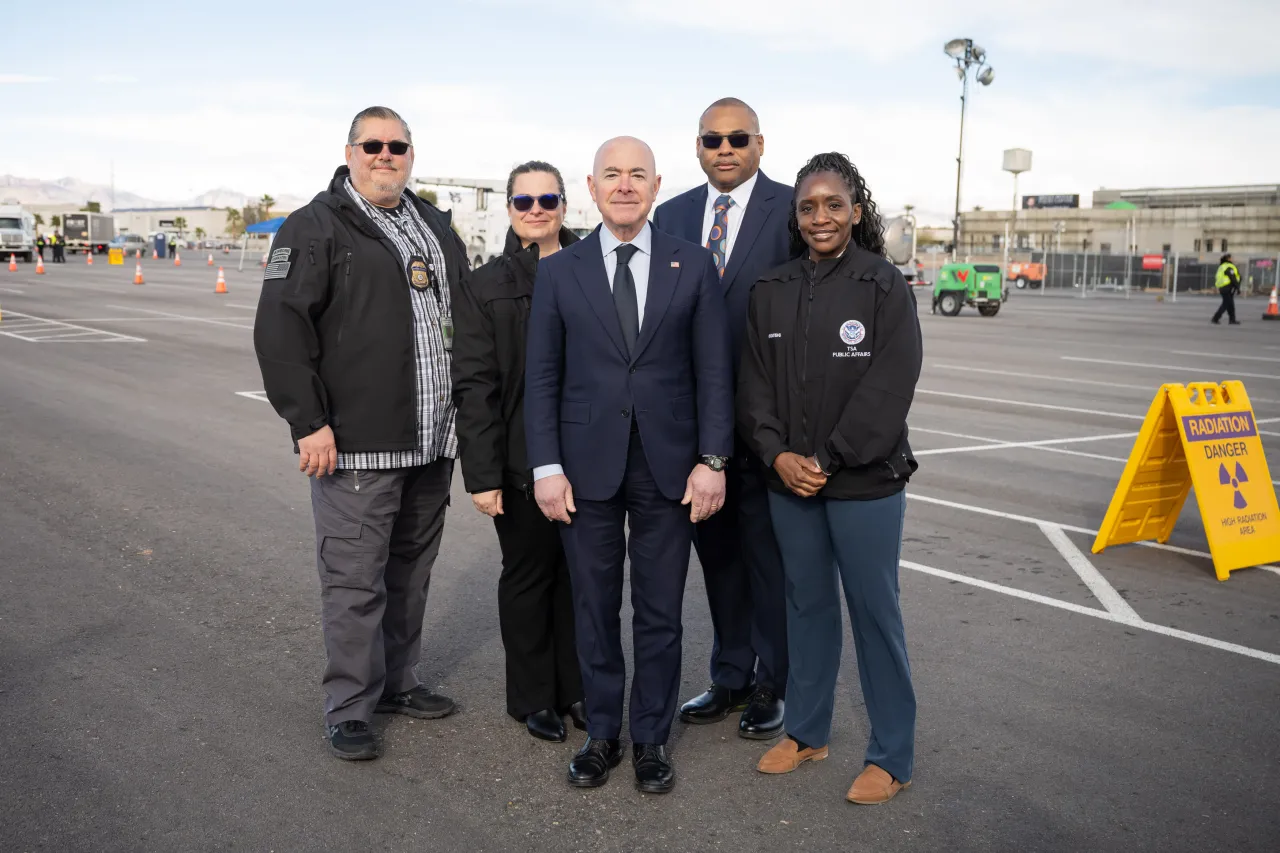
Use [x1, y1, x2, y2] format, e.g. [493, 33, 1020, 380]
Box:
[670, 261, 680, 268]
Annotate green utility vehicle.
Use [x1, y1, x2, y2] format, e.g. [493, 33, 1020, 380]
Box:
[931, 262, 1006, 317]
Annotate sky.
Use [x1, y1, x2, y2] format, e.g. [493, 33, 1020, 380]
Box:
[3, 0, 1278, 224]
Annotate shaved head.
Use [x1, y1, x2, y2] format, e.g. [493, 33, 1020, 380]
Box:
[588, 136, 661, 241]
[593, 136, 656, 177]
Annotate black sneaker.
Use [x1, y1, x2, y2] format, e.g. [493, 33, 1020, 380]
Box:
[375, 685, 457, 719]
[327, 721, 377, 761]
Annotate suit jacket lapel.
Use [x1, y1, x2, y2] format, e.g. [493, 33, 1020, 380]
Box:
[721, 175, 779, 294]
[632, 231, 680, 362]
[681, 186, 708, 244]
[570, 230, 629, 360]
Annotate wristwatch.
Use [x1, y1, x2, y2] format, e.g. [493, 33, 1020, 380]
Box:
[700, 455, 729, 472]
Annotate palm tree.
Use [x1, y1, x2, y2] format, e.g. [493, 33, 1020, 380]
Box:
[195, 227, 206, 242]
[260, 194, 276, 219]
[225, 207, 244, 238]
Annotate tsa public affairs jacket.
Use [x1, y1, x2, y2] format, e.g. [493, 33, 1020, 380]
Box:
[738, 246, 923, 501]
[254, 166, 469, 449]
[524, 226, 734, 503]
[451, 225, 581, 494]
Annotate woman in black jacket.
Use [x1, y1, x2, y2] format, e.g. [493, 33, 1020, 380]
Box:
[740, 153, 922, 805]
[451, 161, 584, 742]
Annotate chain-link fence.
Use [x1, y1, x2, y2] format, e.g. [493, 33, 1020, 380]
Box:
[917, 251, 1280, 299]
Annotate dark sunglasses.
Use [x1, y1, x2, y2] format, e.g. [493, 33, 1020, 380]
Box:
[700, 133, 753, 150]
[353, 139, 411, 156]
[510, 193, 562, 212]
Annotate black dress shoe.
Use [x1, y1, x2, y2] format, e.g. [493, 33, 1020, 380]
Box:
[375, 686, 457, 719]
[738, 688, 784, 740]
[568, 737, 623, 788]
[679, 683, 756, 724]
[327, 721, 377, 761]
[561, 701, 588, 732]
[526, 708, 567, 742]
[633, 743, 675, 794]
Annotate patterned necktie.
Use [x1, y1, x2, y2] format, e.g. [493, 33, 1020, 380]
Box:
[613, 243, 640, 356]
[706, 194, 733, 277]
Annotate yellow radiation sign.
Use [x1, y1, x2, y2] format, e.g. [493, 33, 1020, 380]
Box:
[1093, 381, 1280, 581]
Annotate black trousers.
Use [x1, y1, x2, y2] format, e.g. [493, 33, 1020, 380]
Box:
[692, 450, 788, 694]
[1213, 288, 1237, 323]
[493, 486, 583, 719]
[560, 432, 693, 744]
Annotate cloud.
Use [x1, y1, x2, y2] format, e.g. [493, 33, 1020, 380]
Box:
[0, 74, 55, 84]
[92, 74, 140, 85]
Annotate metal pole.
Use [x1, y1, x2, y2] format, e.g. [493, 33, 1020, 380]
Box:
[951, 66, 969, 260]
[1172, 252, 1179, 302]
[1043, 238, 1049, 297]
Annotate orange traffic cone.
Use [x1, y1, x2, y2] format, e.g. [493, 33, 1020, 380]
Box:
[174, 251, 182, 267]
[135, 249, 141, 259]
[207, 253, 214, 266]
[36, 255, 45, 275]
[1264, 285, 1279, 321]
[214, 267, 228, 294]
[86, 250, 93, 265]
[7, 254, 15, 272]
[152, 248, 158, 260]
[222, 246, 229, 254]
[133, 261, 145, 285]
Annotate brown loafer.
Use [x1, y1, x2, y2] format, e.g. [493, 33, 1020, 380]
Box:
[757, 738, 828, 774]
[846, 764, 910, 804]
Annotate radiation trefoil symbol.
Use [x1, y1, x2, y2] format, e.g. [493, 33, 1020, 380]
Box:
[1219, 462, 1249, 509]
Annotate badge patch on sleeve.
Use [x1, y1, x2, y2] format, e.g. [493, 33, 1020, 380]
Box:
[264, 247, 292, 280]
[408, 255, 431, 290]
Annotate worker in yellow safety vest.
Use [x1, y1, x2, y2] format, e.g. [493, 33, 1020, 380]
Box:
[1211, 253, 1241, 325]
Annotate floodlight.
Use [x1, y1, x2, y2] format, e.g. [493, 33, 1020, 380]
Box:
[977, 66, 995, 86]
[972, 44, 986, 61]
[955, 65, 965, 80]
[944, 38, 968, 59]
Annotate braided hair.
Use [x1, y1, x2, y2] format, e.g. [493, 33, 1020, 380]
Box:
[787, 152, 886, 260]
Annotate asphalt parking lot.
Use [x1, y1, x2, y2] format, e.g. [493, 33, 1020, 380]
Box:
[1, 258, 1278, 853]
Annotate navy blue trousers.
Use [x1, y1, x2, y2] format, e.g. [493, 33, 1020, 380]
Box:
[692, 450, 788, 693]
[560, 432, 692, 744]
[768, 488, 915, 783]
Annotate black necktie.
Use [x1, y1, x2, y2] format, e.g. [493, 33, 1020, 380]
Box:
[613, 243, 640, 356]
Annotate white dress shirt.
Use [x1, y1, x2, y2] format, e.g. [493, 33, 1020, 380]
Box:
[700, 169, 759, 265]
[533, 222, 654, 483]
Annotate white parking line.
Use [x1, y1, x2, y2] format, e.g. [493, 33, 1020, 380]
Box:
[225, 303, 258, 311]
[105, 305, 253, 330]
[906, 491, 1280, 574]
[927, 364, 1280, 406]
[0, 286, 25, 294]
[916, 390, 1145, 420]
[1170, 350, 1280, 364]
[913, 431, 1137, 457]
[901, 560, 1280, 666]
[235, 391, 270, 402]
[1061, 356, 1280, 383]
[0, 310, 146, 343]
[1038, 522, 1142, 623]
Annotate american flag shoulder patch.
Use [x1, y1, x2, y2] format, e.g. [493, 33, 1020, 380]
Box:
[264, 247, 292, 280]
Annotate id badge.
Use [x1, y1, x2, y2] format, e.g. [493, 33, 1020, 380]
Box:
[440, 313, 454, 351]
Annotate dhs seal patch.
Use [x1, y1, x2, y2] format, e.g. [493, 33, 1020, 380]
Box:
[839, 319, 865, 346]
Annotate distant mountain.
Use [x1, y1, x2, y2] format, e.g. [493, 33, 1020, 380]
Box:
[0, 175, 160, 209]
[0, 176, 307, 213]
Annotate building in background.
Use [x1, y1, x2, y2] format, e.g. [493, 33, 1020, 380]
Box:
[960, 184, 1280, 258]
[111, 206, 236, 244]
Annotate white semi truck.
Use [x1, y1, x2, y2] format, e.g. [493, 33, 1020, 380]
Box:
[0, 201, 37, 262]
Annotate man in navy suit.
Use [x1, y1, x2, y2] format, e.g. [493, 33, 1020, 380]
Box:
[525, 136, 733, 794]
[653, 97, 793, 740]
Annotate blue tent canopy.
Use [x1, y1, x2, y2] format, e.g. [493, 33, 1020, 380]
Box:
[245, 216, 287, 234]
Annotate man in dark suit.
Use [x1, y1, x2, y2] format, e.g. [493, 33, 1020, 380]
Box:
[526, 136, 734, 794]
[653, 97, 793, 740]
